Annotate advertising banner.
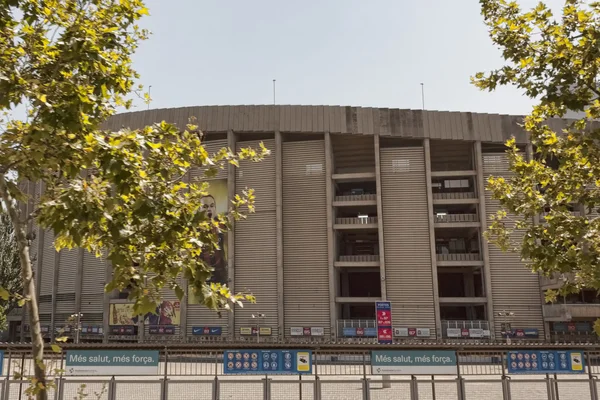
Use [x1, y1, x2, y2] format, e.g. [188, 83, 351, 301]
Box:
[192, 326, 222, 336]
[416, 328, 430, 338]
[148, 326, 175, 335]
[342, 327, 377, 337]
[290, 327, 324, 336]
[375, 301, 393, 344]
[394, 328, 409, 337]
[372, 351, 457, 375]
[224, 350, 312, 375]
[446, 328, 461, 338]
[311, 327, 324, 336]
[109, 301, 181, 326]
[65, 350, 159, 376]
[507, 350, 585, 374]
[189, 179, 228, 304]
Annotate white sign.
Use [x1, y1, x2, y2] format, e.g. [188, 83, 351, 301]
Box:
[482, 330, 491, 338]
[290, 327, 303, 336]
[469, 329, 484, 338]
[394, 328, 409, 337]
[416, 328, 430, 338]
[446, 328, 461, 338]
[66, 350, 159, 376]
[311, 327, 324, 336]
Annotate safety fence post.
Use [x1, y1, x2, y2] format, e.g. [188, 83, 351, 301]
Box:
[363, 377, 371, 400]
[587, 351, 598, 400]
[108, 376, 116, 400]
[56, 377, 64, 400]
[545, 374, 554, 400]
[263, 376, 270, 400]
[411, 375, 418, 400]
[502, 375, 511, 400]
[212, 377, 218, 400]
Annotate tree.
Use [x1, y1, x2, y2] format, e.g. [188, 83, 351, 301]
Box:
[0, 1, 266, 398]
[0, 212, 23, 331]
[473, 0, 600, 323]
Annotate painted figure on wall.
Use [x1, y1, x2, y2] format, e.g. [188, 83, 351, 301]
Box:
[200, 194, 227, 285]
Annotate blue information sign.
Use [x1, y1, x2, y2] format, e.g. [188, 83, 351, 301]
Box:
[224, 350, 312, 375]
[507, 350, 585, 374]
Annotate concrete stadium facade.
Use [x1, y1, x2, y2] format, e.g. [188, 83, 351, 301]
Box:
[9, 105, 597, 344]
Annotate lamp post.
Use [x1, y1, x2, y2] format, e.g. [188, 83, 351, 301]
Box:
[498, 310, 514, 344]
[252, 313, 266, 344]
[71, 312, 83, 344]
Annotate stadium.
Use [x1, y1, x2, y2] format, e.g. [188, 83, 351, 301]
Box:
[7, 105, 595, 344]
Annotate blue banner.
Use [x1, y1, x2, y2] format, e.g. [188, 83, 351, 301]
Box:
[224, 350, 312, 375]
[341, 327, 377, 337]
[507, 350, 585, 374]
[192, 326, 222, 336]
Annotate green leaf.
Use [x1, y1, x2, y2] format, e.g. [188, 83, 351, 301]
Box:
[51, 344, 61, 353]
[0, 287, 9, 301]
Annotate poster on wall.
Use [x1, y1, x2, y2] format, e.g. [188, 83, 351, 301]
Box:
[189, 179, 228, 304]
[109, 301, 181, 326]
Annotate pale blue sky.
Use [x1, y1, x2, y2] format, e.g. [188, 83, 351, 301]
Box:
[132, 0, 565, 116]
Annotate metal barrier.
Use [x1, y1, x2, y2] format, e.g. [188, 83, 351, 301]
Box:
[4, 347, 600, 399]
[0, 376, 598, 400]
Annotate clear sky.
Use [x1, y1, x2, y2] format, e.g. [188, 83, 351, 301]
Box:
[132, 0, 565, 116]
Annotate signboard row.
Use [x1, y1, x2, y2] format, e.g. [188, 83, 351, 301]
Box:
[240, 327, 272, 336]
[290, 327, 324, 336]
[446, 328, 491, 339]
[507, 350, 584, 374]
[223, 350, 312, 375]
[60, 349, 587, 376]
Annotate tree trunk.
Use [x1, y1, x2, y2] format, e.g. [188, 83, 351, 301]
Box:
[0, 175, 47, 400]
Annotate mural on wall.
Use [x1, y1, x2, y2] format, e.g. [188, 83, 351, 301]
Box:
[189, 179, 228, 304]
[109, 301, 181, 326]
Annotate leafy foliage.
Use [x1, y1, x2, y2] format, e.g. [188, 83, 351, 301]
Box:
[473, 1, 600, 306]
[0, 212, 22, 330]
[0, 0, 266, 398]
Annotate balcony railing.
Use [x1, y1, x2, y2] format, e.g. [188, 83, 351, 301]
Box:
[334, 193, 377, 202]
[436, 253, 482, 262]
[335, 217, 378, 225]
[442, 320, 489, 330]
[434, 214, 478, 223]
[432, 192, 476, 200]
[337, 319, 376, 329]
[338, 255, 379, 262]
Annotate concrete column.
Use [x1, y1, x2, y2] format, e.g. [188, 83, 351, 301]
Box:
[423, 139, 442, 339]
[275, 130, 284, 339]
[227, 129, 236, 340]
[474, 141, 495, 338]
[373, 135, 388, 300]
[324, 132, 337, 339]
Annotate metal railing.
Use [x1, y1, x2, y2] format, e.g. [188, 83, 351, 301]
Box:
[434, 213, 478, 223]
[3, 347, 600, 399]
[334, 194, 377, 202]
[335, 217, 378, 225]
[337, 255, 379, 263]
[3, 375, 597, 400]
[442, 320, 490, 330]
[432, 192, 477, 200]
[436, 253, 482, 262]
